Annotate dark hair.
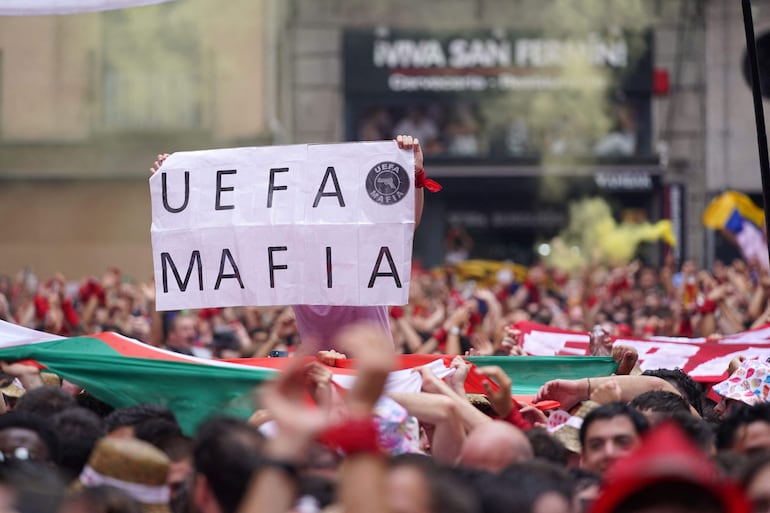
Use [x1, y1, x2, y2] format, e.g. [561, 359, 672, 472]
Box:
[193, 416, 265, 513]
[531, 308, 553, 326]
[716, 402, 770, 450]
[579, 402, 650, 448]
[248, 327, 269, 338]
[472, 460, 572, 513]
[212, 327, 238, 349]
[134, 417, 191, 463]
[135, 417, 182, 444]
[104, 404, 177, 433]
[642, 369, 705, 415]
[51, 407, 106, 481]
[14, 386, 77, 418]
[665, 413, 715, 453]
[526, 427, 569, 466]
[630, 390, 691, 417]
[0, 411, 60, 464]
[389, 454, 480, 513]
[75, 392, 115, 418]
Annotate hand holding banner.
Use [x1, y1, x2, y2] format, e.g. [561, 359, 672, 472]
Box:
[150, 141, 415, 310]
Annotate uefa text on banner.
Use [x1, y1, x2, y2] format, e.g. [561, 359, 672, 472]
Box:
[150, 141, 416, 310]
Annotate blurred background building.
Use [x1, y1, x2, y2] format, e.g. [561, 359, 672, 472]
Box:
[0, 0, 767, 278]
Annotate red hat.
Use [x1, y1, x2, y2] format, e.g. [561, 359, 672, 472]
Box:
[591, 421, 749, 513]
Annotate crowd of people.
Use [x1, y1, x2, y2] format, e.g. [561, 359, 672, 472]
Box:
[0, 253, 767, 512]
[356, 92, 643, 160]
[2, 252, 769, 359]
[1, 135, 770, 512]
[358, 104, 480, 157]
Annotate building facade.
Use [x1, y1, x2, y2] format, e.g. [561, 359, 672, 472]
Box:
[1, 0, 767, 278]
[0, 0, 272, 278]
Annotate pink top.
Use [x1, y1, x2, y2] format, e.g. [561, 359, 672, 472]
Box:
[292, 305, 392, 350]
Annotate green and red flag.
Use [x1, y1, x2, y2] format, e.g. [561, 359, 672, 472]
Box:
[0, 320, 616, 434]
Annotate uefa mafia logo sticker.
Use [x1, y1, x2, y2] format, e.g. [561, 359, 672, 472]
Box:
[366, 161, 410, 205]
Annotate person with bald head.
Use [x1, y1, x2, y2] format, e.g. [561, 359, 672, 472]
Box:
[458, 420, 533, 472]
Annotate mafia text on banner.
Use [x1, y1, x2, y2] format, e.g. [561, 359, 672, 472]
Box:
[150, 141, 415, 310]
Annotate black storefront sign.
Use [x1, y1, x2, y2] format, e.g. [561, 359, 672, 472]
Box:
[344, 29, 652, 95]
[344, 28, 654, 160]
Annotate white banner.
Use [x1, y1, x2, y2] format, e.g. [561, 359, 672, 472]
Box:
[150, 141, 415, 310]
[516, 320, 770, 381]
[0, 0, 172, 15]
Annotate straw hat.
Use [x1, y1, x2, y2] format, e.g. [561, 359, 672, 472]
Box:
[466, 393, 496, 417]
[41, 372, 61, 387]
[0, 372, 62, 400]
[77, 437, 171, 513]
[0, 378, 25, 399]
[550, 400, 600, 454]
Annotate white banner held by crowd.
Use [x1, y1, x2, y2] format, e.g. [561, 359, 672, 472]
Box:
[150, 141, 415, 310]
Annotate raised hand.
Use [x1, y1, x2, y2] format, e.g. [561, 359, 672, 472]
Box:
[446, 356, 471, 395]
[140, 281, 156, 304]
[475, 366, 513, 418]
[418, 365, 454, 397]
[150, 153, 170, 175]
[612, 345, 639, 375]
[470, 334, 494, 356]
[304, 360, 334, 407]
[535, 379, 588, 411]
[0, 360, 41, 378]
[271, 307, 297, 339]
[501, 326, 526, 356]
[589, 326, 613, 356]
[0, 293, 9, 322]
[445, 304, 471, 330]
[519, 404, 548, 427]
[333, 322, 395, 417]
[0, 360, 43, 391]
[727, 354, 747, 375]
[396, 134, 423, 173]
[317, 349, 347, 367]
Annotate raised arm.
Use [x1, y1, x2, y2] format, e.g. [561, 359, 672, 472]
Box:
[387, 391, 465, 464]
[395, 134, 425, 228]
[535, 375, 682, 411]
[334, 324, 395, 513]
[150, 153, 169, 175]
